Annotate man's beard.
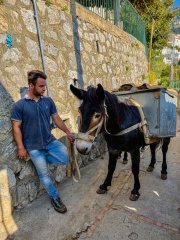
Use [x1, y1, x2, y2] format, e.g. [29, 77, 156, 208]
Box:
[33, 89, 42, 96]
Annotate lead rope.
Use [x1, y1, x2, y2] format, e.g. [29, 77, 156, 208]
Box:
[67, 137, 81, 183]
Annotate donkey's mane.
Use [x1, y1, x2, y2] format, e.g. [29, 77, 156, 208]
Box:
[104, 91, 120, 117]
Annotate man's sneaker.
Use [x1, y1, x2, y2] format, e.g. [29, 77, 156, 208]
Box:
[51, 197, 67, 213]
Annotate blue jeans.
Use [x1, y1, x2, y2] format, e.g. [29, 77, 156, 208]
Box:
[28, 140, 68, 200]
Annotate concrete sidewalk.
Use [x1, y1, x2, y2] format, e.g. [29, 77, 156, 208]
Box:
[10, 122, 180, 240]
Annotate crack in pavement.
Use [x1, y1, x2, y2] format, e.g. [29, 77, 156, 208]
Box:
[85, 171, 132, 238]
[68, 171, 132, 239]
[111, 205, 180, 234]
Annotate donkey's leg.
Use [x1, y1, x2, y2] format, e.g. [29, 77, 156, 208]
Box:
[97, 148, 119, 194]
[161, 138, 170, 180]
[123, 151, 128, 164]
[130, 149, 140, 201]
[147, 143, 157, 172]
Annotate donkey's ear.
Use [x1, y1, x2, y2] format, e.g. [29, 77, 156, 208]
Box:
[96, 84, 105, 102]
[70, 84, 86, 100]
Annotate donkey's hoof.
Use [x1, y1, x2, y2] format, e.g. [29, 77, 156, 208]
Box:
[129, 193, 139, 201]
[147, 166, 154, 172]
[161, 174, 167, 180]
[96, 188, 107, 194]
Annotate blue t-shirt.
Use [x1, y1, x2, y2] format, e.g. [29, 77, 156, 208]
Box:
[11, 96, 57, 151]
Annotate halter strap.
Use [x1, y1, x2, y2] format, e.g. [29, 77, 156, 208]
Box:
[76, 116, 104, 143]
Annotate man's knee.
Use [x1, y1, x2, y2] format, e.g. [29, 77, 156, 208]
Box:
[48, 150, 69, 165]
[59, 153, 69, 166]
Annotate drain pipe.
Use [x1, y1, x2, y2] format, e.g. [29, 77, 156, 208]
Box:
[31, 0, 51, 97]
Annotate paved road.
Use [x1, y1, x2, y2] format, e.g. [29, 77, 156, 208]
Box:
[11, 117, 180, 240]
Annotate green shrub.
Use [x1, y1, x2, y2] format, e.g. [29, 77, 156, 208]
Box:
[158, 77, 170, 88]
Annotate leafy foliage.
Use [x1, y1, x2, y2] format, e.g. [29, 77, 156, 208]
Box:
[151, 50, 171, 87]
[129, 0, 176, 50]
[129, 0, 179, 85]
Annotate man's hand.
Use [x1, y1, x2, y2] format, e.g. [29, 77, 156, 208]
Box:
[52, 114, 75, 143]
[67, 133, 75, 143]
[17, 147, 29, 161]
[12, 121, 29, 160]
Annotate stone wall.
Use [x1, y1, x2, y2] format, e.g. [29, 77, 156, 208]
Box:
[0, 0, 148, 211]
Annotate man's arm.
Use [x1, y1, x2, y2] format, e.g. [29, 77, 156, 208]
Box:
[12, 121, 28, 160]
[52, 114, 75, 142]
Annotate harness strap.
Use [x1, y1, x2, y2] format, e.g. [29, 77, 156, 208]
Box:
[104, 118, 147, 136]
[129, 98, 158, 144]
[87, 117, 104, 136]
[76, 117, 104, 143]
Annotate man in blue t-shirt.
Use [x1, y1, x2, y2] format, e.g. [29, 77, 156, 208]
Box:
[11, 70, 75, 214]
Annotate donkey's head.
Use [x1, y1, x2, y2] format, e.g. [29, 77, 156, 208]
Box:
[70, 84, 105, 155]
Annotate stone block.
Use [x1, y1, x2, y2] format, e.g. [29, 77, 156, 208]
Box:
[25, 37, 39, 60]
[18, 162, 34, 180]
[6, 0, 16, 5]
[27, 181, 38, 202]
[44, 56, 58, 72]
[21, 9, 36, 33]
[0, 168, 17, 239]
[2, 48, 22, 63]
[55, 165, 66, 183]
[47, 7, 61, 25]
[0, 34, 6, 44]
[20, 0, 30, 5]
[0, 10, 8, 33]
[17, 184, 28, 206]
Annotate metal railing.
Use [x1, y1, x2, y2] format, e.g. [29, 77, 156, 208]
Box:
[121, 0, 148, 56]
[76, 0, 114, 23]
[76, 0, 148, 55]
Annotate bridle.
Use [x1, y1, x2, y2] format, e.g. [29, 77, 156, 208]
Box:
[76, 114, 104, 143]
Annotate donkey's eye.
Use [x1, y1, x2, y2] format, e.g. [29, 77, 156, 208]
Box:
[94, 113, 101, 119]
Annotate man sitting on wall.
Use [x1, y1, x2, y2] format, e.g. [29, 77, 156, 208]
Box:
[11, 70, 74, 214]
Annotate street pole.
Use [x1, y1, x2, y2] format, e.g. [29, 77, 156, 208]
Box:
[170, 35, 176, 82]
[148, 18, 155, 75]
[114, 0, 121, 27]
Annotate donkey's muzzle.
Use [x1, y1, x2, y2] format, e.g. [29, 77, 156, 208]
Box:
[75, 132, 95, 155]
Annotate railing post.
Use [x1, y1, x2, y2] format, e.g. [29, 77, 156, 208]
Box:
[114, 0, 121, 27]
